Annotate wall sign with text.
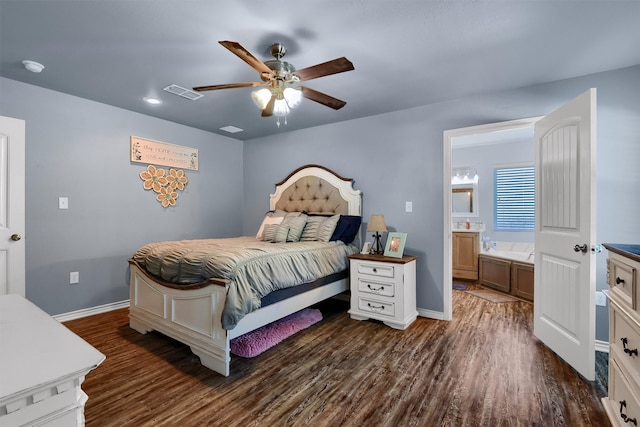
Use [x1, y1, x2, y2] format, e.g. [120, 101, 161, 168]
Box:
[130, 136, 198, 171]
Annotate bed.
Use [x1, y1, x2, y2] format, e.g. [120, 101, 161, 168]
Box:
[128, 164, 362, 376]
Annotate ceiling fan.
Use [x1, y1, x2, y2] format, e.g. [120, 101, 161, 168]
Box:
[193, 41, 354, 121]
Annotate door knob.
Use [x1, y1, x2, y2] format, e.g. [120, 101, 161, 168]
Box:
[573, 244, 588, 253]
[10, 233, 21, 241]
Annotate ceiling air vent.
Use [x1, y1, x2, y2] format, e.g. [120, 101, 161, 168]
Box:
[163, 84, 203, 100]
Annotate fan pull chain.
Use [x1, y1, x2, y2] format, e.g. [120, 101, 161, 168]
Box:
[276, 115, 289, 128]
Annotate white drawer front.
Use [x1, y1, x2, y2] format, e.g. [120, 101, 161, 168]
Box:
[609, 256, 637, 312]
[357, 262, 395, 279]
[611, 301, 640, 383]
[609, 358, 640, 427]
[358, 279, 394, 297]
[358, 297, 395, 317]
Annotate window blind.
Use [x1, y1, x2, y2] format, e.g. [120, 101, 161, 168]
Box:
[494, 166, 535, 230]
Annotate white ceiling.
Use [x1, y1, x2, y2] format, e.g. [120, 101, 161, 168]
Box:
[1, 1, 639, 141]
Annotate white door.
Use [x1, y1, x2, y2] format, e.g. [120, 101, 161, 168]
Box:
[0, 116, 26, 296]
[533, 89, 596, 381]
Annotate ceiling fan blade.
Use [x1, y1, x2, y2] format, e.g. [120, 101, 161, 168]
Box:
[219, 40, 272, 76]
[300, 86, 347, 110]
[262, 95, 275, 117]
[294, 57, 354, 82]
[192, 82, 264, 92]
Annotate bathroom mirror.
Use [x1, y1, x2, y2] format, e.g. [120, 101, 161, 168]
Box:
[452, 182, 479, 217]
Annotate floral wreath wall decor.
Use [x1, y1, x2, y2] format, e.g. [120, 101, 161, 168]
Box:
[140, 165, 189, 208]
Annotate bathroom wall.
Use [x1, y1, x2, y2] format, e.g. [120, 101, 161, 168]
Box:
[453, 138, 534, 243]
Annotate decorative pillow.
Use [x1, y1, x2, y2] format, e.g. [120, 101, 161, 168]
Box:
[256, 211, 286, 239]
[262, 224, 279, 242]
[316, 215, 341, 242]
[285, 215, 308, 242]
[300, 216, 326, 241]
[330, 215, 362, 244]
[275, 225, 290, 243]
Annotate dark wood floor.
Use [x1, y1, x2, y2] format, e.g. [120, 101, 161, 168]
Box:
[64, 287, 610, 427]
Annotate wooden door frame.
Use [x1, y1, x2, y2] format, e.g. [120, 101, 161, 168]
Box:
[442, 117, 541, 320]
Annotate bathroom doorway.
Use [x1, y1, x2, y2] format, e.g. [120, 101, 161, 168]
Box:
[442, 117, 540, 320]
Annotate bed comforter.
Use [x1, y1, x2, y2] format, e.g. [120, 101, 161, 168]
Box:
[132, 237, 358, 329]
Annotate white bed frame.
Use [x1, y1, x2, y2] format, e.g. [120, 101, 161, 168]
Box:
[129, 165, 361, 376]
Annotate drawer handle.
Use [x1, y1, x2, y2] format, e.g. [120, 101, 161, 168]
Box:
[372, 268, 377, 273]
[367, 302, 385, 312]
[622, 337, 639, 357]
[617, 277, 626, 285]
[619, 400, 638, 425]
[367, 284, 384, 293]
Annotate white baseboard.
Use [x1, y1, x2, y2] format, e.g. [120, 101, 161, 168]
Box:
[54, 299, 129, 323]
[417, 307, 445, 320]
[595, 339, 609, 353]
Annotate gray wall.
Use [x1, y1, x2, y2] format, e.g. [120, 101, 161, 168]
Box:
[244, 65, 640, 342]
[0, 77, 244, 315]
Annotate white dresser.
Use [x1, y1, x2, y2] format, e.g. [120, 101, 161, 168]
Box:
[602, 244, 640, 427]
[348, 253, 417, 330]
[0, 294, 105, 427]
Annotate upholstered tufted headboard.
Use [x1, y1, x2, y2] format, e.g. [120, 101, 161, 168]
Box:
[270, 164, 362, 216]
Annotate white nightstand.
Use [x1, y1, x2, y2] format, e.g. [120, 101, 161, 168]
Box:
[348, 253, 417, 330]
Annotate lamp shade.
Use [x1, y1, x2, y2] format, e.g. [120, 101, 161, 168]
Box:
[367, 214, 387, 232]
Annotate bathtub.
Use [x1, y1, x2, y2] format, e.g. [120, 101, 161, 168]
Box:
[479, 241, 535, 301]
[480, 241, 535, 264]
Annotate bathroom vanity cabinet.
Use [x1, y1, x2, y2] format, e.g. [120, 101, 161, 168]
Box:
[452, 231, 479, 280]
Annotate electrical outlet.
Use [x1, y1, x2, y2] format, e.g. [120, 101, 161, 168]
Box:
[70, 271, 79, 284]
[595, 291, 606, 307]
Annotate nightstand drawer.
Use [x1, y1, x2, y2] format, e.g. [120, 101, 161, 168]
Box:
[357, 262, 395, 279]
[358, 279, 394, 297]
[358, 297, 395, 317]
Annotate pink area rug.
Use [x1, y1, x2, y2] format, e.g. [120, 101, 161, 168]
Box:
[230, 308, 323, 358]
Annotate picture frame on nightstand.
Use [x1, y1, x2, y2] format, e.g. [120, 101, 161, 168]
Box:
[384, 232, 407, 258]
[361, 241, 371, 254]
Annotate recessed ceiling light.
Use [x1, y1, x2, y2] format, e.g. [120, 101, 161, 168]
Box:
[22, 60, 45, 73]
[143, 97, 163, 105]
[220, 126, 244, 134]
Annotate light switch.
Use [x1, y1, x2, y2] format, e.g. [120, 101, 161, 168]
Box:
[405, 201, 413, 212]
[59, 197, 68, 209]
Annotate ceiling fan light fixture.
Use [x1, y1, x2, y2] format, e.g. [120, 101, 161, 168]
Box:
[251, 88, 272, 110]
[272, 87, 303, 117]
[283, 87, 302, 109]
[273, 98, 290, 117]
[252, 86, 302, 118]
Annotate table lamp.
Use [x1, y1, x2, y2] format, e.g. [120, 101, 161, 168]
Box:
[367, 214, 387, 254]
